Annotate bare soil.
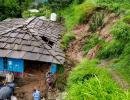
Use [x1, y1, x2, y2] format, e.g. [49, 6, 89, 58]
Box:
[67, 13, 119, 62]
[14, 62, 49, 100]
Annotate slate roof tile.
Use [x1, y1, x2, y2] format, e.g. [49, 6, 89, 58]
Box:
[0, 17, 65, 64]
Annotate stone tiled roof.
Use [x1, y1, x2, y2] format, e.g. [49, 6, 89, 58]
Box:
[0, 17, 65, 64]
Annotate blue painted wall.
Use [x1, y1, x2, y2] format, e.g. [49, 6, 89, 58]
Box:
[0, 58, 4, 70]
[0, 57, 24, 73]
[7, 58, 24, 73]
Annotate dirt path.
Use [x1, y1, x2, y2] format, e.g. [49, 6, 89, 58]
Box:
[100, 60, 130, 90]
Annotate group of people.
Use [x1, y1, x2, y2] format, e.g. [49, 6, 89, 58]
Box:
[0, 72, 17, 100]
[0, 71, 55, 100]
[32, 71, 54, 100]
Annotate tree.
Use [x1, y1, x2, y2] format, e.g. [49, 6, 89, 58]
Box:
[0, 0, 32, 20]
[4, 0, 21, 17]
[47, 0, 73, 11]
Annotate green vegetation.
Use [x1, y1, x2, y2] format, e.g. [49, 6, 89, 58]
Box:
[97, 21, 130, 59]
[90, 12, 104, 32]
[96, 19, 130, 83]
[22, 5, 51, 18]
[1, 0, 130, 98]
[0, 0, 21, 20]
[47, 0, 73, 11]
[61, 32, 76, 49]
[83, 33, 103, 53]
[97, 0, 130, 14]
[66, 59, 129, 100]
[62, 0, 130, 99]
[0, 0, 32, 20]
[63, 0, 96, 30]
[123, 15, 130, 24]
[113, 42, 130, 83]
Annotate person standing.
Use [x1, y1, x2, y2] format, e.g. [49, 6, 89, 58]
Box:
[32, 88, 41, 100]
[46, 72, 54, 90]
[5, 72, 14, 83]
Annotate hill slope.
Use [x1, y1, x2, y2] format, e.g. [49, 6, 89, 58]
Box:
[61, 0, 130, 99]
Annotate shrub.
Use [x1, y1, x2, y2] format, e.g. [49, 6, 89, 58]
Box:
[97, 21, 130, 59]
[90, 12, 104, 32]
[123, 15, 130, 24]
[47, 0, 73, 11]
[63, 0, 97, 30]
[38, 5, 52, 18]
[113, 42, 130, 83]
[22, 11, 32, 18]
[97, 0, 130, 15]
[90, 23, 97, 32]
[83, 33, 103, 53]
[65, 59, 128, 100]
[61, 32, 76, 49]
[97, 40, 125, 59]
[111, 21, 130, 42]
[22, 5, 51, 18]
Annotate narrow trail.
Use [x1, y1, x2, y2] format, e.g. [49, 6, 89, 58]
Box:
[100, 60, 130, 90]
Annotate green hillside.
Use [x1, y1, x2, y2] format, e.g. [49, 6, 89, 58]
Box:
[0, 0, 130, 99]
[61, 0, 130, 99]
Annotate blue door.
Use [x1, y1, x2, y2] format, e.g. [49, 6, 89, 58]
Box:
[50, 64, 57, 74]
[0, 57, 4, 71]
[7, 58, 24, 73]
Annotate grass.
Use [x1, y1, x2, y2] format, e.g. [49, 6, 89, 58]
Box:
[89, 12, 104, 32]
[97, 0, 130, 14]
[62, 0, 97, 30]
[83, 32, 103, 54]
[96, 18, 130, 83]
[123, 15, 130, 24]
[112, 42, 130, 83]
[97, 20, 130, 59]
[61, 32, 76, 49]
[65, 59, 129, 100]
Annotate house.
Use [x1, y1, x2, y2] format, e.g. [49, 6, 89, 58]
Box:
[0, 17, 65, 76]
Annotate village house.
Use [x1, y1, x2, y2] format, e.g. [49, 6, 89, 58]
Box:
[0, 17, 65, 77]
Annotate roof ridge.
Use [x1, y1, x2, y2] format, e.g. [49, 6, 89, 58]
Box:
[0, 17, 36, 36]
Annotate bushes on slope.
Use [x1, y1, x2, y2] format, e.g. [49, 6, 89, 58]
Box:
[63, 0, 97, 30]
[97, 21, 130, 59]
[113, 42, 130, 83]
[96, 19, 130, 83]
[97, 0, 130, 14]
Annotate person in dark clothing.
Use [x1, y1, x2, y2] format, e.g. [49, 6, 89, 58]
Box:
[0, 82, 15, 100]
[46, 72, 52, 79]
[0, 86, 12, 100]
